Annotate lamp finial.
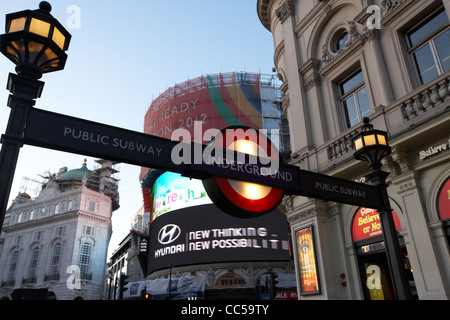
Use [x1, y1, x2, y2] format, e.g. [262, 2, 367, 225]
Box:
[39, 1, 52, 13]
[361, 117, 374, 132]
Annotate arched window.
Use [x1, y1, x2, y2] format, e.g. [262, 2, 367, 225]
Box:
[79, 242, 92, 280]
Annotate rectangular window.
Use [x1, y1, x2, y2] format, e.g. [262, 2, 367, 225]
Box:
[8, 251, 19, 282]
[79, 242, 92, 279]
[339, 70, 371, 129]
[88, 201, 95, 212]
[50, 243, 62, 278]
[29, 247, 40, 278]
[35, 231, 43, 241]
[56, 226, 65, 236]
[407, 8, 450, 85]
[83, 225, 94, 235]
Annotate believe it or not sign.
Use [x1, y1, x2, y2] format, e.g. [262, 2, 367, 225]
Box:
[438, 178, 450, 220]
[352, 208, 402, 242]
[419, 139, 449, 160]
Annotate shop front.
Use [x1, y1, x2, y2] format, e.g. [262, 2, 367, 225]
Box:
[352, 207, 417, 300]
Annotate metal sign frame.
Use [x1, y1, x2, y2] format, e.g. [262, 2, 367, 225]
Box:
[11, 107, 387, 211]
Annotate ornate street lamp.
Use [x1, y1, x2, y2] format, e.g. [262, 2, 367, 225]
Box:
[0, 2, 71, 234]
[0, 1, 71, 80]
[353, 117, 391, 172]
[353, 118, 412, 300]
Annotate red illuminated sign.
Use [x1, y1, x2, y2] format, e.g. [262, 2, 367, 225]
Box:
[275, 291, 298, 300]
[438, 178, 450, 220]
[352, 207, 402, 242]
[202, 126, 284, 218]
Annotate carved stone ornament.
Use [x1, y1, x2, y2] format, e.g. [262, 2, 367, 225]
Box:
[320, 20, 381, 70]
[321, 20, 362, 68]
[276, 0, 295, 24]
[287, 203, 329, 225]
[304, 73, 321, 92]
[381, 0, 406, 17]
[346, 20, 362, 47]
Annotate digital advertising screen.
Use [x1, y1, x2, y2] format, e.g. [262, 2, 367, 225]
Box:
[147, 204, 291, 274]
[151, 172, 212, 222]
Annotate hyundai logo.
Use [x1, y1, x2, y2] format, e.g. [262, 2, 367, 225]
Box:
[158, 224, 181, 244]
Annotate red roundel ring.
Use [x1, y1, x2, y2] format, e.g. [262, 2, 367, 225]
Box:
[202, 126, 284, 218]
[215, 177, 284, 213]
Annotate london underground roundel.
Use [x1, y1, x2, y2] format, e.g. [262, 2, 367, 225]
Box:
[202, 126, 284, 218]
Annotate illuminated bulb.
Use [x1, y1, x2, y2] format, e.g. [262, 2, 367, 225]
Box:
[225, 135, 273, 201]
[229, 140, 259, 156]
[228, 180, 271, 200]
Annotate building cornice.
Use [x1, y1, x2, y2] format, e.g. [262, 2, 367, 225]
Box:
[77, 210, 111, 223]
[3, 211, 79, 232]
[3, 208, 111, 233]
[257, 0, 273, 30]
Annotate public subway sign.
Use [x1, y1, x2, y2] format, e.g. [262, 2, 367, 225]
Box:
[21, 107, 389, 214]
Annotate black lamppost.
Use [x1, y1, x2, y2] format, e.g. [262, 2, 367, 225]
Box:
[353, 117, 412, 300]
[0, 2, 71, 234]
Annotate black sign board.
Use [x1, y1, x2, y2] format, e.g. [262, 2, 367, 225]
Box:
[289, 169, 384, 210]
[21, 107, 388, 211]
[24, 108, 185, 173]
[147, 204, 291, 273]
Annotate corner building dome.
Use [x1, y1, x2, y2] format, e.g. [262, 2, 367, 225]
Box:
[58, 159, 93, 180]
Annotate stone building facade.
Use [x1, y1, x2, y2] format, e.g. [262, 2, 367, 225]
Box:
[0, 159, 119, 300]
[258, 0, 450, 299]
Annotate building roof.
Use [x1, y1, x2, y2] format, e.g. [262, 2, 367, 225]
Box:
[58, 159, 93, 180]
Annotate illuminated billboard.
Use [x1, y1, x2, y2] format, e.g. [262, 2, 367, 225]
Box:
[144, 73, 265, 140]
[296, 226, 320, 295]
[140, 72, 287, 180]
[141, 72, 291, 273]
[352, 207, 402, 242]
[152, 171, 212, 221]
[147, 205, 291, 273]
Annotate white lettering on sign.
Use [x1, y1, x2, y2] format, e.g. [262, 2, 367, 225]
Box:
[147, 99, 207, 137]
[314, 181, 366, 198]
[63, 127, 162, 156]
[419, 140, 449, 160]
[153, 225, 289, 259]
[202, 154, 291, 183]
